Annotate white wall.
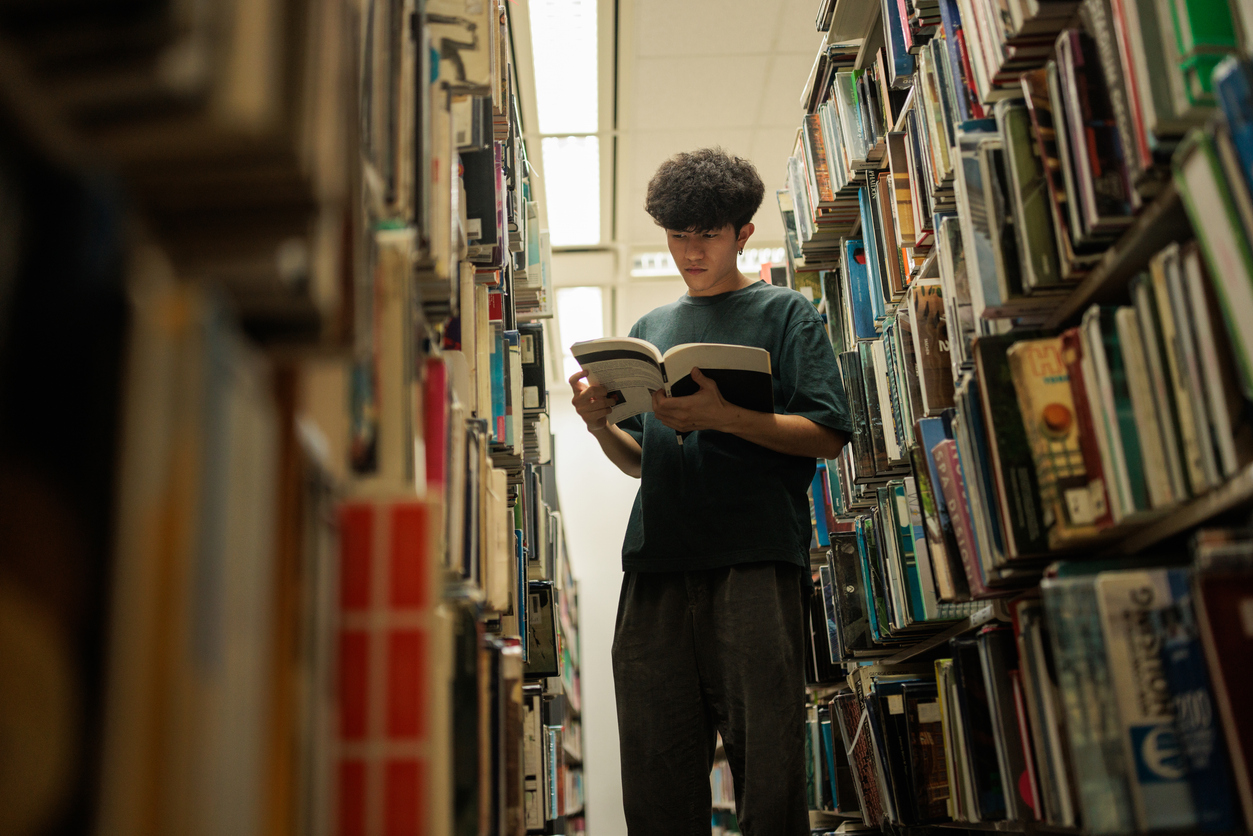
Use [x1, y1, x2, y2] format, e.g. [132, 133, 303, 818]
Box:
[551, 387, 637, 836]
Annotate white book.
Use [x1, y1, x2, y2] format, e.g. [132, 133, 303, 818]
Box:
[1095, 569, 1198, 831]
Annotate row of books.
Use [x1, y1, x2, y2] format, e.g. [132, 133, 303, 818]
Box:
[790, 0, 1253, 833]
[806, 534, 1253, 835]
[0, 1, 580, 835]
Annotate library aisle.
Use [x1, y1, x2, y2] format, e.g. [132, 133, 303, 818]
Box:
[3, 0, 1253, 835]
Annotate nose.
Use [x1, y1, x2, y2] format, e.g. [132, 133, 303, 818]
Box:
[684, 239, 705, 261]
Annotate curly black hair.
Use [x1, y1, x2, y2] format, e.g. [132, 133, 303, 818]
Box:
[644, 147, 765, 234]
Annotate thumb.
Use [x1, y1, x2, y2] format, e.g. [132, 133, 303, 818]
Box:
[691, 367, 714, 389]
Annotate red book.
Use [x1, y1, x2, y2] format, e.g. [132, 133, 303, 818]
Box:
[931, 438, 990, 598]
[423, 358, 448, 491]
[1058, 328, 1114, 528]
[337, 499, 438, 836]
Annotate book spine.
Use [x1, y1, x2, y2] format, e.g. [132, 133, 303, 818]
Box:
[1095, 570, 1198, 830]
[933, 438, 990, 597]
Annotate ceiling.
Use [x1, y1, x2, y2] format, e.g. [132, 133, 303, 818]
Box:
[616, 0, 826, 252]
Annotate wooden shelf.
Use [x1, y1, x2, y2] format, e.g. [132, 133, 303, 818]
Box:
[934, 820, 1080, 833]
[1115, 462, 1253, 555]
[880, 600, 1010, 665]
[1044, 183, 1190, 329]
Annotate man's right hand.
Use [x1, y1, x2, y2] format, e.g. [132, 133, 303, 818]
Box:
[569, 369, 616, 432]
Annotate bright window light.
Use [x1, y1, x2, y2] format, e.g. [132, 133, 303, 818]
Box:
[629, 247, 788, 277]
[543, 136, 601, 246]
[557, 286, 605, 381]
[529, 0, 598, 134]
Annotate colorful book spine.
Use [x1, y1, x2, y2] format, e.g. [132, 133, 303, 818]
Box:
[1095, 568, 1199, 831]
[1155, 569, 1238, 831]
[1041, 573, 1136, 834]
[337, 498, 443, 836]
[932, 438, 989, 597]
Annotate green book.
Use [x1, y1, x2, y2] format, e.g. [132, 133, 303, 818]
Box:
[1099, 306, 1151, 512]
[1173, 128, 1253, 400]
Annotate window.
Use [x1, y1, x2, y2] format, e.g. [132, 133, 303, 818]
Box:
[556, 286, 605, 381]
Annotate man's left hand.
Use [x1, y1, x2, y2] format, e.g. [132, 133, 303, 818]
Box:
[651, 368, 735, 434]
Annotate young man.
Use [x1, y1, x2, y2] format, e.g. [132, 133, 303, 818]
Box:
[569, 148, 853, 835]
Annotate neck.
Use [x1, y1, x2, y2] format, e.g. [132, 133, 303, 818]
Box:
[686, 270, 752, 297]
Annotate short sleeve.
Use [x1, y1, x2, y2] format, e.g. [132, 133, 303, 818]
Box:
[776, 316, 855, 435]
[616, 319, 646, 443]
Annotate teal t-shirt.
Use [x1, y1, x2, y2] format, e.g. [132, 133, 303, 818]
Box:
[618, 280, 854, 572]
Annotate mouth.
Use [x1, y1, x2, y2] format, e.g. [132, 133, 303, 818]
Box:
[684, 266, 707, 275]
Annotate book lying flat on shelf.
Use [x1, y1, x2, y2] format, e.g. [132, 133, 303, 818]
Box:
[569, 338, 773, 425]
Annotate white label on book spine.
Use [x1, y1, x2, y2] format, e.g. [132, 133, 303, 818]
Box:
[1241, 598, 1253, 637]
[887, 694, 905, 715]
[916, 701, 941, 724]
[522, 334, 536, 364]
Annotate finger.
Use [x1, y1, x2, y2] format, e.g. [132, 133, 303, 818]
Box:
[691, 367, 716, 391]
[651, 388, 667, 410]
[568, 369, 589, 387]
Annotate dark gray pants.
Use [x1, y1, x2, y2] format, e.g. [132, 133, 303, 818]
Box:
[611, 561, 810, 836]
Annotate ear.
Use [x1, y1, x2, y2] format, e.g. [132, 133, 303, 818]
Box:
[736, 223, 755, 251]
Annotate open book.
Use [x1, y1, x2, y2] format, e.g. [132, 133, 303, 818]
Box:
[570, 337, 773, 425]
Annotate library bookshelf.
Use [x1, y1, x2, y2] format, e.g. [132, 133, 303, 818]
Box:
[793, 0, 1253, 834]
[0, 2, 579, 835]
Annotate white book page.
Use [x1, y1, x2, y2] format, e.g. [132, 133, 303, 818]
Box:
[570, 337, 664, 424]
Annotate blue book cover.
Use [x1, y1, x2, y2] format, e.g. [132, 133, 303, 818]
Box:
[1155, 570, 1239, 832]
[937, 0, 972, 122]
[1214, 56, 1253, 210]
[883, 0, 916, 86]
[516, 529, 528, 661]
[958, 386, 1006, 559]
[812, 464, 831, 547]
[820, 710, 840, 808]
[490, 325, 506, 443]
[844, 239, 879, 340]
[857, 187, 887, 322]
[893, 482, 927, 623]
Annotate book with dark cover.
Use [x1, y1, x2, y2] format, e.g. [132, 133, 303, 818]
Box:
[524, 581, 558, 679]
[830, 532, 881, 656]
[904, 681, 952, 823]
[950, 636, 1008, 821]
[859, 341, 893, 476]
[1191, 531, 1253, 828]
[1055, 29, 1134, 237]
[973, 334, 1049, 559]
[977, 625, 1031, 821]
[518, 322, 547, 413]
[839, 350, 878, 481]
[834, 691, 886, 827]
[1020, 67, 1106, 280]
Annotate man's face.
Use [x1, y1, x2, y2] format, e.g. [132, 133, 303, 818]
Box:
[665, 223, 753, 297]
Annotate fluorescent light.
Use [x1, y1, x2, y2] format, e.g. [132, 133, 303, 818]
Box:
[557, 286, 605, 381]
[542, 136, 601, 246]
[529, 0, 598, 134]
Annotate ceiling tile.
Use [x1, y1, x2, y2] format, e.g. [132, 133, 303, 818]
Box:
[754, 52, 819, 128]
[630, 55, 773, 131]
[634, 0, 786, 57]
